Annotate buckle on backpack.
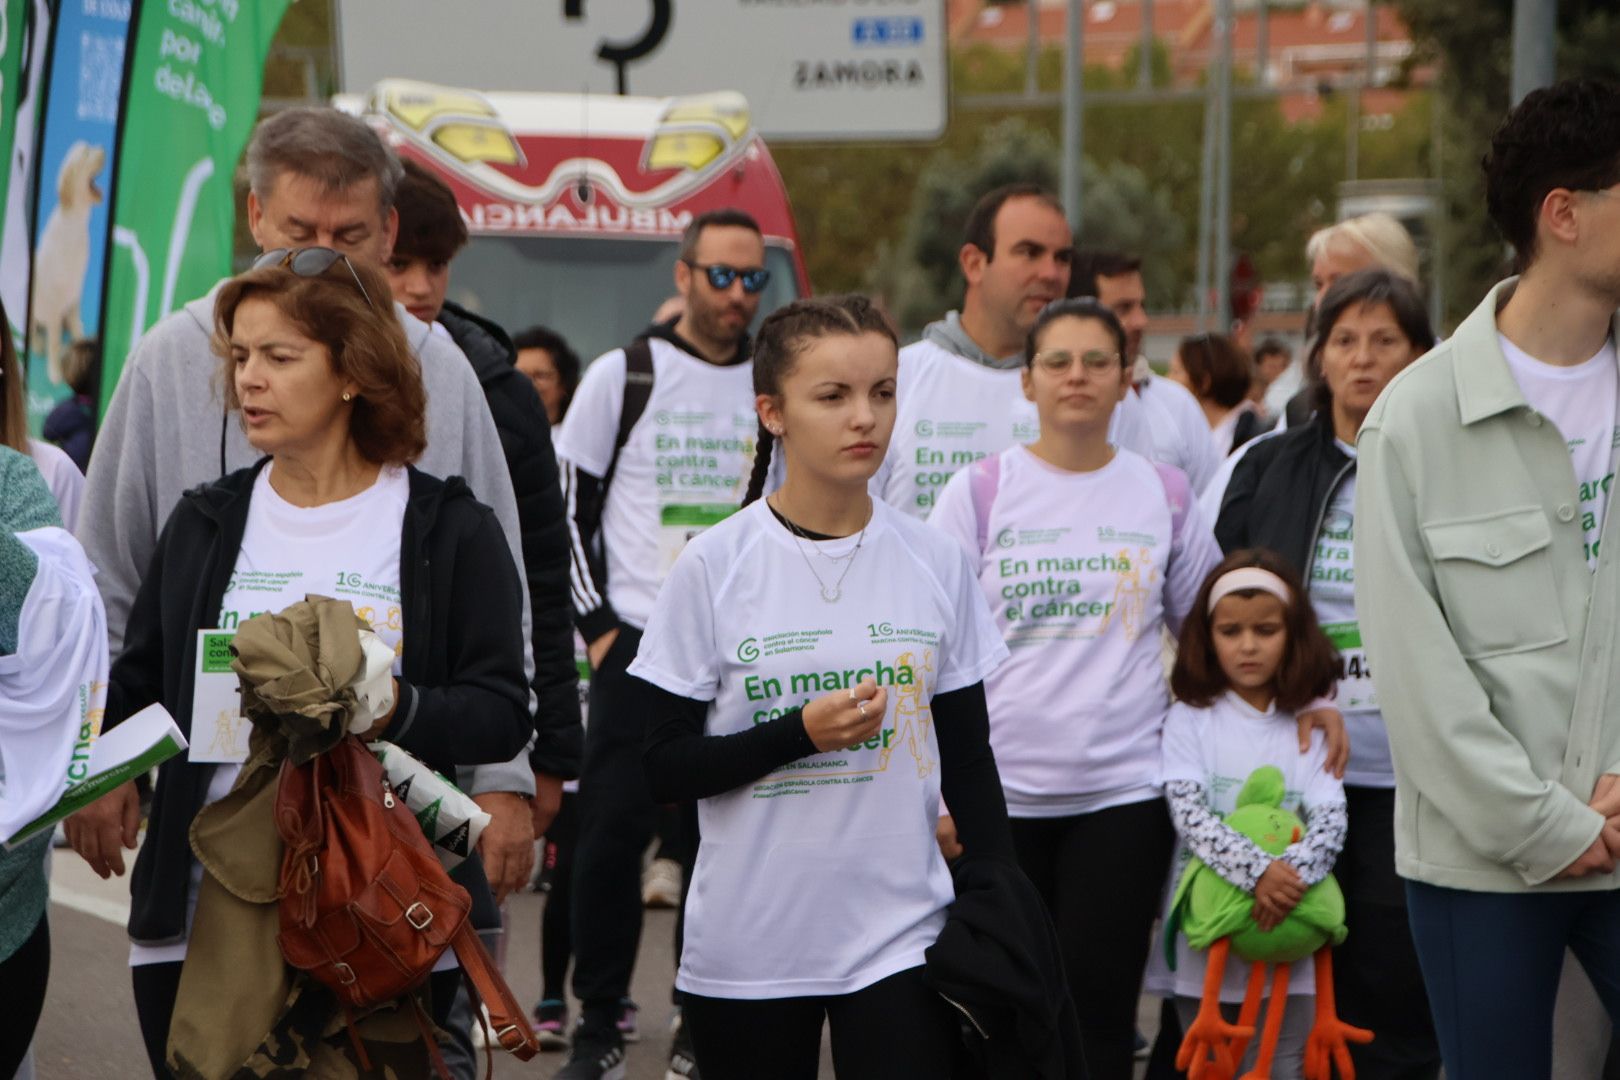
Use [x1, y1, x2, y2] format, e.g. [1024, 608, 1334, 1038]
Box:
[405, 902, 433, 930]
[333, 962, 357, 985]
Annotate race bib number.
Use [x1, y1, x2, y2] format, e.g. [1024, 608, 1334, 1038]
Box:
[658, 502, 735, 576]
[1322, 621, 1377, 712]
[189, 629, 250, 763]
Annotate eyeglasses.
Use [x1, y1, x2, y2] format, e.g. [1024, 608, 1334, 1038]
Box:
[684, 261, 771, 294]
[1032, 348, 1122, 374]
[252, 247, 377, 310]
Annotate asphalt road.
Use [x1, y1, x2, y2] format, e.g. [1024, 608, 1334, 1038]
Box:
[31, 841, 803, 1080]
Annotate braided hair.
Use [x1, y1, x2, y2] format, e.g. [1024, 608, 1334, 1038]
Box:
[741, 294, 898, 506]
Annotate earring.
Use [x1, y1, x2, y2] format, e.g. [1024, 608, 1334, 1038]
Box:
[342, 392, 353, 402]
[769, 425, 782, 437]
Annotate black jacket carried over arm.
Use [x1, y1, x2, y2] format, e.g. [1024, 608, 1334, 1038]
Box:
[438, 299, 582, 780]
[106, 461, 532, 946]
[924, 854, 1087, 1079]
[1214, 415, 1355, 573]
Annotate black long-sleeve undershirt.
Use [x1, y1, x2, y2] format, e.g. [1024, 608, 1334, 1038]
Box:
[641, 679, 1014, 860]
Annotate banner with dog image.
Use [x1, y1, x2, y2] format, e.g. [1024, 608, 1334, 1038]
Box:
[23, 0, 132, 435]
[1, 0, 51, 368]
[98, 0, 291, 416]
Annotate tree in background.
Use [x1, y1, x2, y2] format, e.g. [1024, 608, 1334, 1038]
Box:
[864, 118, 1187, 333]
[1395, 0, 1620, 325]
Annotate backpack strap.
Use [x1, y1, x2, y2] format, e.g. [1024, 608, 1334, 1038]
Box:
[1153, 461, 1192, 549]
[968, 453, 1002, 555]
[600, 337, 655, 496]
[451, 921, 540, 1063]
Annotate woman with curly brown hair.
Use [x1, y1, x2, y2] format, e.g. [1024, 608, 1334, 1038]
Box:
[66, 250, 532, 1078]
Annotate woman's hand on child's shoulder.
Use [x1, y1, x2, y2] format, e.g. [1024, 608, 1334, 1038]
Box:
[1296, 703, 1349, 779]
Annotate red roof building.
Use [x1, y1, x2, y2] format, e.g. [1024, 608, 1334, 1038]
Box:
[950, 1, 1433, 123]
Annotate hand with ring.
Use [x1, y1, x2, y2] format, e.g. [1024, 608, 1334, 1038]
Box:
[803, 676, 887, 753]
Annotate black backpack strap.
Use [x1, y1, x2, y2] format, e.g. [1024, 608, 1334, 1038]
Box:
[600, 337, 655, 496]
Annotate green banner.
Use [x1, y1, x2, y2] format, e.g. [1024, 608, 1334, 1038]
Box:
[0, 0, 29, 224]
[99, 0, 291, 415]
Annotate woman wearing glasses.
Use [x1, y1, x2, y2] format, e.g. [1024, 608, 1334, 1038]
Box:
[1215, 269, 1441, 1077]
[927, 298, 1226, 1078]
[70, 250, 532, 1077]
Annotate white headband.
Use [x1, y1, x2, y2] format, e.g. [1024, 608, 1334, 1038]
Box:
[1206, 568, 1292, 615]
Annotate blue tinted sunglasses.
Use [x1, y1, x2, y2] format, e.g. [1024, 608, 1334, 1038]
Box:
[685, 260, 771, 294]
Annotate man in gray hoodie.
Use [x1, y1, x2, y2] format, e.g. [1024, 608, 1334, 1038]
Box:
[68, 109, 544, 981]
[873, 182, 1154, 518]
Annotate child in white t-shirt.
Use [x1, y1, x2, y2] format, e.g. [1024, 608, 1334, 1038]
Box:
[1160, 550, 1352, 1079]
[628, 295, 1015, 1079]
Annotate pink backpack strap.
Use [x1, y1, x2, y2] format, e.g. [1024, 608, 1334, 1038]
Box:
[1153, 461, 1192, 548]
[968, 453, 1002, 554]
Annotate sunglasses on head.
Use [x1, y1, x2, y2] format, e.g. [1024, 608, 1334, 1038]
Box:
[684, 260, 771, 295]
[252, 247, 377, 310]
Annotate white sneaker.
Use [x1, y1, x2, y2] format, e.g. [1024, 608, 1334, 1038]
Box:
[642, 857, 682, 908]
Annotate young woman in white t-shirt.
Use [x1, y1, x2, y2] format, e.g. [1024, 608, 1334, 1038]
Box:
[927, 297, 1222, 1077]
[628, 295, 1014, 1079]
[1160, 549, 1358, 1079]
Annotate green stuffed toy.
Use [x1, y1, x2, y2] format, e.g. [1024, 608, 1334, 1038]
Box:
[1168, 766, 1372, 1080]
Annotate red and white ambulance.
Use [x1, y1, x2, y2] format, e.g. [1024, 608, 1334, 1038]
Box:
[339, 79, 810, 363]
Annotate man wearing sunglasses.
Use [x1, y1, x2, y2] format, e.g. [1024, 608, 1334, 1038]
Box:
[72, 108, 569, 1080]
[552, 208, 770, 1080]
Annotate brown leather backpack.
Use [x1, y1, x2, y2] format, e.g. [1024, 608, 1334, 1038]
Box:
[275, 735, 539, 1073]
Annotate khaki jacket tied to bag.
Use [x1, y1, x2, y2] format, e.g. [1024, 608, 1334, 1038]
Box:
[169, 597, 430, 1080]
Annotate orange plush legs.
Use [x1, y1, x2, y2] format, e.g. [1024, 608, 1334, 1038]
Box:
[1240, 964, 1293, 1079]
[1304, 948, 1375, 1080]
[1178, 938, 1256, 1080]
[1227, 960, 1270, 1066]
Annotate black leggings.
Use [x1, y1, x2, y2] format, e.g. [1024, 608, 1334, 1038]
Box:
[539, 790, 579, 1002]
[131, 961, 464, 1078]
[1011, 798, 1176, 1080]
[0, 913, 49, 1079]
[682, 966, 964, 1080]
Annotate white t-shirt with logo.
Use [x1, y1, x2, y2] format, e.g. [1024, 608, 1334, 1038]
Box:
[1159, 693, 1346, 1002]
[930, 446, 1223, 816]
[1500, 334, 1620, 570]
[874, 338, 1155, 519]
[1310, 449, 1392, 788]
[129, 463, 410, 967]
[556, 339, 759, 629]
[627, 498, 1008, 999]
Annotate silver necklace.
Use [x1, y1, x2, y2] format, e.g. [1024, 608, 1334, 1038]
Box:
[772, 497, 870, 603]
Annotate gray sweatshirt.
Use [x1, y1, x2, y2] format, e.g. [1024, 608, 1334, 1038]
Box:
[77, 285, 536, 796]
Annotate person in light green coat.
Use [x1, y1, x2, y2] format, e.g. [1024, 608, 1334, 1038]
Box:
[1353, 78, 1620, 1080]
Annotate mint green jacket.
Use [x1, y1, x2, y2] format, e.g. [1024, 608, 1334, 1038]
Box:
[1355, 279, 1620, 891]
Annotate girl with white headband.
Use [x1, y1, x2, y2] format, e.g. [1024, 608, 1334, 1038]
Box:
[1160, 549, 1349, 1076]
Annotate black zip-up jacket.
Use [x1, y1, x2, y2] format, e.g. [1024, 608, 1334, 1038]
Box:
[438, 299, 582, 779]
[106, 460, 531, 946]
[1213, 415, 1355, 572]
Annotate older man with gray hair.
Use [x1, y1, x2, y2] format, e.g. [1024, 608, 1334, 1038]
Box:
[68, 107, 571, 1079]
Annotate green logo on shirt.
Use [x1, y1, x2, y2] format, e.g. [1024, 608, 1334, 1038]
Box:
[737, 637, 760, 663]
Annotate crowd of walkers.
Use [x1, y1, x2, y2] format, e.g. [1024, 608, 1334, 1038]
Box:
[3, 76, 1620, 1080]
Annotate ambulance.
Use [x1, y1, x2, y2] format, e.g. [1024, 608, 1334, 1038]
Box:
[341, 79, 810, 363]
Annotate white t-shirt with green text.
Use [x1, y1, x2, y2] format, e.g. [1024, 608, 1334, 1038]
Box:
[627, 498, 1008, 999]
[1499, 334, 1619, 569]
[556, 340, 759, 630]
[930, 446, 1223, 817]
[1312, 449, 1393, 788]
[129, 463, 409, 967]
[1159, 693, 1345, 1002]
